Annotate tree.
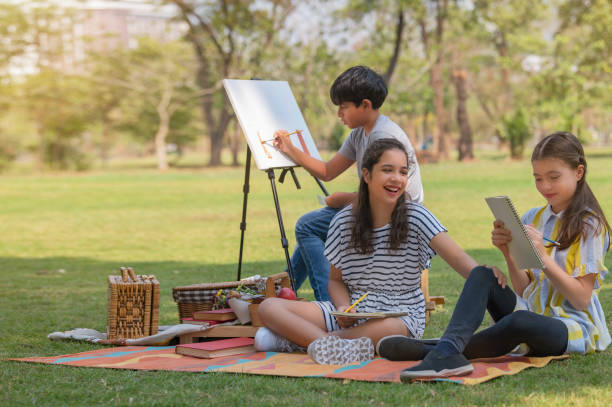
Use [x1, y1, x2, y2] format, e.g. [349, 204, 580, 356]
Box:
[332, 1, 438, 155]
[10, 4, 94, 170]
[107, 38, 203, 170]
[0, 3, 29, 76]
[0, 3, 34, 170]
[452, 68, 474, 160]
[502, 108, 530, 159]
[446, 4, 485, 161]
[529, 0, 612, 139]
[171, 0, 297, 166]
[80, 50, 131, 165]
[20, 68, 93, 170]
[470, 0, 548, 146]
[343, 0, 410, 85]
[274, 39, 341, 150]
[410, 0, 452, 160]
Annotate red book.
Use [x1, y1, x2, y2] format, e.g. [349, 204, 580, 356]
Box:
[175, 338, 255, 358]
[180, 318, 221, 326]
[192, 308, 236, 322]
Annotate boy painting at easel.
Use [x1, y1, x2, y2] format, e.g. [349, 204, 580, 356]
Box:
[273, 65, 424, 301]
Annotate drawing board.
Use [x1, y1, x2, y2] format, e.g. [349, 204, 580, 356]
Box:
[223, 79, 321, 170]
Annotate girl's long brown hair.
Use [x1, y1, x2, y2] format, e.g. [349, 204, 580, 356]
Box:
[532, 132, 610, 251]
[350, 139, 410, 254]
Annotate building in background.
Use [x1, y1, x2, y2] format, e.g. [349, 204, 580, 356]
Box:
[11, 0, 185, 76]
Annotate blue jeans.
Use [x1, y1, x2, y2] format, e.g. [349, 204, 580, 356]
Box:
[287, 206, 340, 301]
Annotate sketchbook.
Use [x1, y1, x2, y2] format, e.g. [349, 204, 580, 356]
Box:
[485, 196, 544, 270]
[330, 311, 409, 319]
[223, 79, 322, 170]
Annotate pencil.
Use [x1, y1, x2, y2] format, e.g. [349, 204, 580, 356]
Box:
[260, 130, 300, 143]
[344, 292, 369, 313]
[543, 236, 561, 246]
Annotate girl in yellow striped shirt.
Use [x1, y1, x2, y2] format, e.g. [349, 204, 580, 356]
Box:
[380, 132, 610, 379]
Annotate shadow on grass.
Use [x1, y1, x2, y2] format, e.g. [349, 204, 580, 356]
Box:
[2, 253, 612, 407]
[0, 256, 290, 337]
[0, 256, 294, 305]
[0, 248, 505, 298]
[0, 256, 287, 286]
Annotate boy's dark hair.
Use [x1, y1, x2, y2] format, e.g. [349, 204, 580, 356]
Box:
[330, 66, 387, 109]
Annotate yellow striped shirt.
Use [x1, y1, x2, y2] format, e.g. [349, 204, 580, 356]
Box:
[516, 205, 610, 354]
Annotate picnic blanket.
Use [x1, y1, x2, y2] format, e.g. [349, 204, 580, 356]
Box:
[10, 346, 567, 385]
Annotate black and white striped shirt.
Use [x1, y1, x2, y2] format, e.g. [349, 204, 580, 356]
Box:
[323, 202, 446, 338]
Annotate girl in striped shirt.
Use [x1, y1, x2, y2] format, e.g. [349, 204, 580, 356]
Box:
[254, 139, 497, 364]
[394, 132, 610, 379]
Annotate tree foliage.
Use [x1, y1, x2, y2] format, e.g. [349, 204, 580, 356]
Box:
[0, 0, 610, 171]
[171, 0, 298, 166]
[111, 38, 202, 170]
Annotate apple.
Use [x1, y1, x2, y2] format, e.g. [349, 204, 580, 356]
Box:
[277, 287, 297, 300]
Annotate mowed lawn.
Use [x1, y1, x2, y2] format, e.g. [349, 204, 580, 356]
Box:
[1, 149, 611, 406]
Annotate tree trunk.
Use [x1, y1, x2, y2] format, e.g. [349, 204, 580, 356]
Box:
[453, 69, 474, 161]
[209, 129, 223, 166]
[174, 0, 290, 167]
[230, 119, 241, 167]
[495, 35, 510, 114]
[419, 0, 450, 161]
[299, 44, 315, 111]
[407, 116, 418, 149]
[422, 110, 431, 149]
[177, 2, 229, 167]
[431, 56, 448, 160]
[154, 89, 172, 171]
[99, 116, 111, 166]
[434, 0, 450, 160]
[383, 6, 405, 85]
[36, 120, 45, 171]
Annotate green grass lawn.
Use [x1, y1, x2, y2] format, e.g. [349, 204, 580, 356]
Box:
[1, 149, 611, 406]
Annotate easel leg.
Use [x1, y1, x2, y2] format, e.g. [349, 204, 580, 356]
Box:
[236, 148, 252, 281]
[266, 169, 297, 291]
[237, 154, 325, 290]
[313, 176, 329, 197]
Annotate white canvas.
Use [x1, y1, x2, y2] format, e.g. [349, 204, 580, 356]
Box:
[223, 79, 322, 170]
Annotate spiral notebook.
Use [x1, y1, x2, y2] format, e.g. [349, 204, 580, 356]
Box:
[485, 196, 544, 270]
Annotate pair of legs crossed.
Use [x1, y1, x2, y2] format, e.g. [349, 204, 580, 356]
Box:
[257, 297, 409, 348]
[444, 266, 568, 359]
[383, 266, 568, 362]
[289, 207, 339, 301]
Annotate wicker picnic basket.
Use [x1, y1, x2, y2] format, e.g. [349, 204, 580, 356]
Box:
[172, 272, 290, 321]
[107, 267, 160, 340]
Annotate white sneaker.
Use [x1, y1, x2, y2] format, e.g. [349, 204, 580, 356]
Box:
[307, 335, 374, 365]
[254, 327, 302, 352]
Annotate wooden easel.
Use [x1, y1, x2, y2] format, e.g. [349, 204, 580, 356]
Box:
[235, 146, 328, 291]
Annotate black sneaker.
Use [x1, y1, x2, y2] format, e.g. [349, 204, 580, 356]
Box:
[376, 335, 432, 361]
[400, 349, 473, 380]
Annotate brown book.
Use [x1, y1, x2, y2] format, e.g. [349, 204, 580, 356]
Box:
[175, 337, 255, 359]
[180, 318, 221, 326]
[192, 308, 236, 321]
